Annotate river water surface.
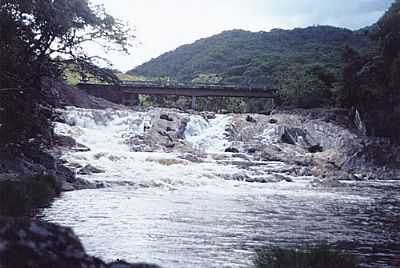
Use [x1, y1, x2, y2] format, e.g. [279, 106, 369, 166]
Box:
[41, 107, 400, 268]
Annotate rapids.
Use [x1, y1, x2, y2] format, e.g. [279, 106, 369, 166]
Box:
[41, 107, 400, 268]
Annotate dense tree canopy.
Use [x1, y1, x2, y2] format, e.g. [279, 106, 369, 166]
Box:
[340, 0, 400, 141]
[129, 26, 370, 108]
[0, 0, 133, 155]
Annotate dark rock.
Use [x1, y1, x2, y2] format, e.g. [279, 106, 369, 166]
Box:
[74, 144, 91, 152]
[275, 174, 293, 182]
[280, 127, 320, 151]
[55, 135, 90, 152]
[166, 127, 174, 132]
[247, 148, 257, 154]
[164, 143, 176, 149]
[157, 131, 173, 142]
[308, 144, 323, 153]
[225, 147, 240, 153]
[269, 118, 278, 124]
[109, 261, 162, 268]
[0, 158, 47, 176]
[29, 151, 56, 170]
[281, 127, 306, 145]
[176, 118, 189, 140]
[246, 115, 257, 123]
[224, 124, 239, 140]
[55, 135, 77, 147]
[55, 161, 76, 183]
[178, 153, 205, 163]
[160, 114, 173, 121]
[78, 164, 105, 175]
[0, 175, 61, 217]
[206, 113, 216, 120]
[0, 219, 162, 268]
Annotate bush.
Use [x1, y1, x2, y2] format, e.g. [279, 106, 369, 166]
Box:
[254, 245, 358, 268]
[0, 175, 61, 217]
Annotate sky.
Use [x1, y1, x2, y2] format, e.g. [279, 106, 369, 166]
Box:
[89, 0, 394, 72]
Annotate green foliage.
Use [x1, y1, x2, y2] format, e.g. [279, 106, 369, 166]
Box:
[128, 26, 369, 108]
[254, 245, 358, 268]
[0, 175, 61, 217]
[372, 0, 400, 65]
[339, 0, 400, 141]
[279, 64, 337, 108]
[0, 0, 132, 156]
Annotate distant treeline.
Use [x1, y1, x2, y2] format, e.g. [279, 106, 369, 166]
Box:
[128, 26, 371, 109]
[128, 1, 400, 142]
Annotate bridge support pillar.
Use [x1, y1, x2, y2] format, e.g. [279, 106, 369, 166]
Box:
[191, 96, 197, 110]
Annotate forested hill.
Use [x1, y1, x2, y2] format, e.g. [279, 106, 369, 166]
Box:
[128, 26, 371, 87]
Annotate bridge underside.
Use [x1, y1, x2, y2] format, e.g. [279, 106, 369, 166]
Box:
[78, 83, 275, 110]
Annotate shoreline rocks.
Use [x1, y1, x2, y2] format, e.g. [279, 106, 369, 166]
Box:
[0, 218, 162, 268]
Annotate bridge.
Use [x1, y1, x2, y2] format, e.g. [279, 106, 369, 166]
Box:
[77, 81, 276, 110]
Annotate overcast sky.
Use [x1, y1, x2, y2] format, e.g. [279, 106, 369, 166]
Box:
[90, 0, 394, 72]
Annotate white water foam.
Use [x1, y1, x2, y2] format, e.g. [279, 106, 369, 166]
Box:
[55, 107, 241, 189]
[185, 114, 232, 153]
[42, 106, 397, 268]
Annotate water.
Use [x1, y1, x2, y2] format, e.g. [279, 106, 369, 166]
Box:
[41, 107, 400, 267]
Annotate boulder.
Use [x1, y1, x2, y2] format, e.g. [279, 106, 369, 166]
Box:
[206, 113, 216, 120]
[247, 148, 257, 154]
[280, 126, 322, 152]
[0, 175, 61, 217]
[78, 164, 105, 175]
[225, 147, 240, 153]
[55, 135, 77, 147]
[0, 218, 162, 268]
[246, 115, 257, 123]
[160, 114, 173, 121]
[308, 144, 323, 153]
[176, 118, 189, 140]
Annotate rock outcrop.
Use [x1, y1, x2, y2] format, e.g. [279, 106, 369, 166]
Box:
[0, 218, 161, 268]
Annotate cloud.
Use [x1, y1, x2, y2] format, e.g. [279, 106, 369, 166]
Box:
[89, 0, 394, 71]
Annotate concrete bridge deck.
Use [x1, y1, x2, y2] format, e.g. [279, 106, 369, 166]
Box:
[77, 81, 276, 109]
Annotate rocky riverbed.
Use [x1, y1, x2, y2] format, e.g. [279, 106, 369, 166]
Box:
[52, 105, 400, 188]
[1, 97, 400, 267]
[30, 104, 400, 268]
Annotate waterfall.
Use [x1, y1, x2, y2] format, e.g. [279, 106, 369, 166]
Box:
[184, 114, 232, 153]
[54, 107, 241, 189]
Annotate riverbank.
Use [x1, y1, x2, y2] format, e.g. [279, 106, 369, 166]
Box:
[1, 84, 399, 267]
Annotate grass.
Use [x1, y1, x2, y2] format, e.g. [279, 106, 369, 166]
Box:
[254, 245, 358, 268]
[0, 175, 61, 217]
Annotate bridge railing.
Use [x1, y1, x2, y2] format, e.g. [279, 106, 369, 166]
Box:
[120, 80, 275, 92]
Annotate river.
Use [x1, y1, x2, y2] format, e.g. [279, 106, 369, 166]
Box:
[40, 107, 400, 268]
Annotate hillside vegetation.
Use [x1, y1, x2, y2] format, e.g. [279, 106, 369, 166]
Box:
[129, 26, 371, 108]
[129, 2, 400, 143]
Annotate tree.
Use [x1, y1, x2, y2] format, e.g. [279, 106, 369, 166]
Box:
[340, 0, 400, 141]
[279, 64, 336, 108]
[0, 0, 133, 156]
[372, 0, 400, 66]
